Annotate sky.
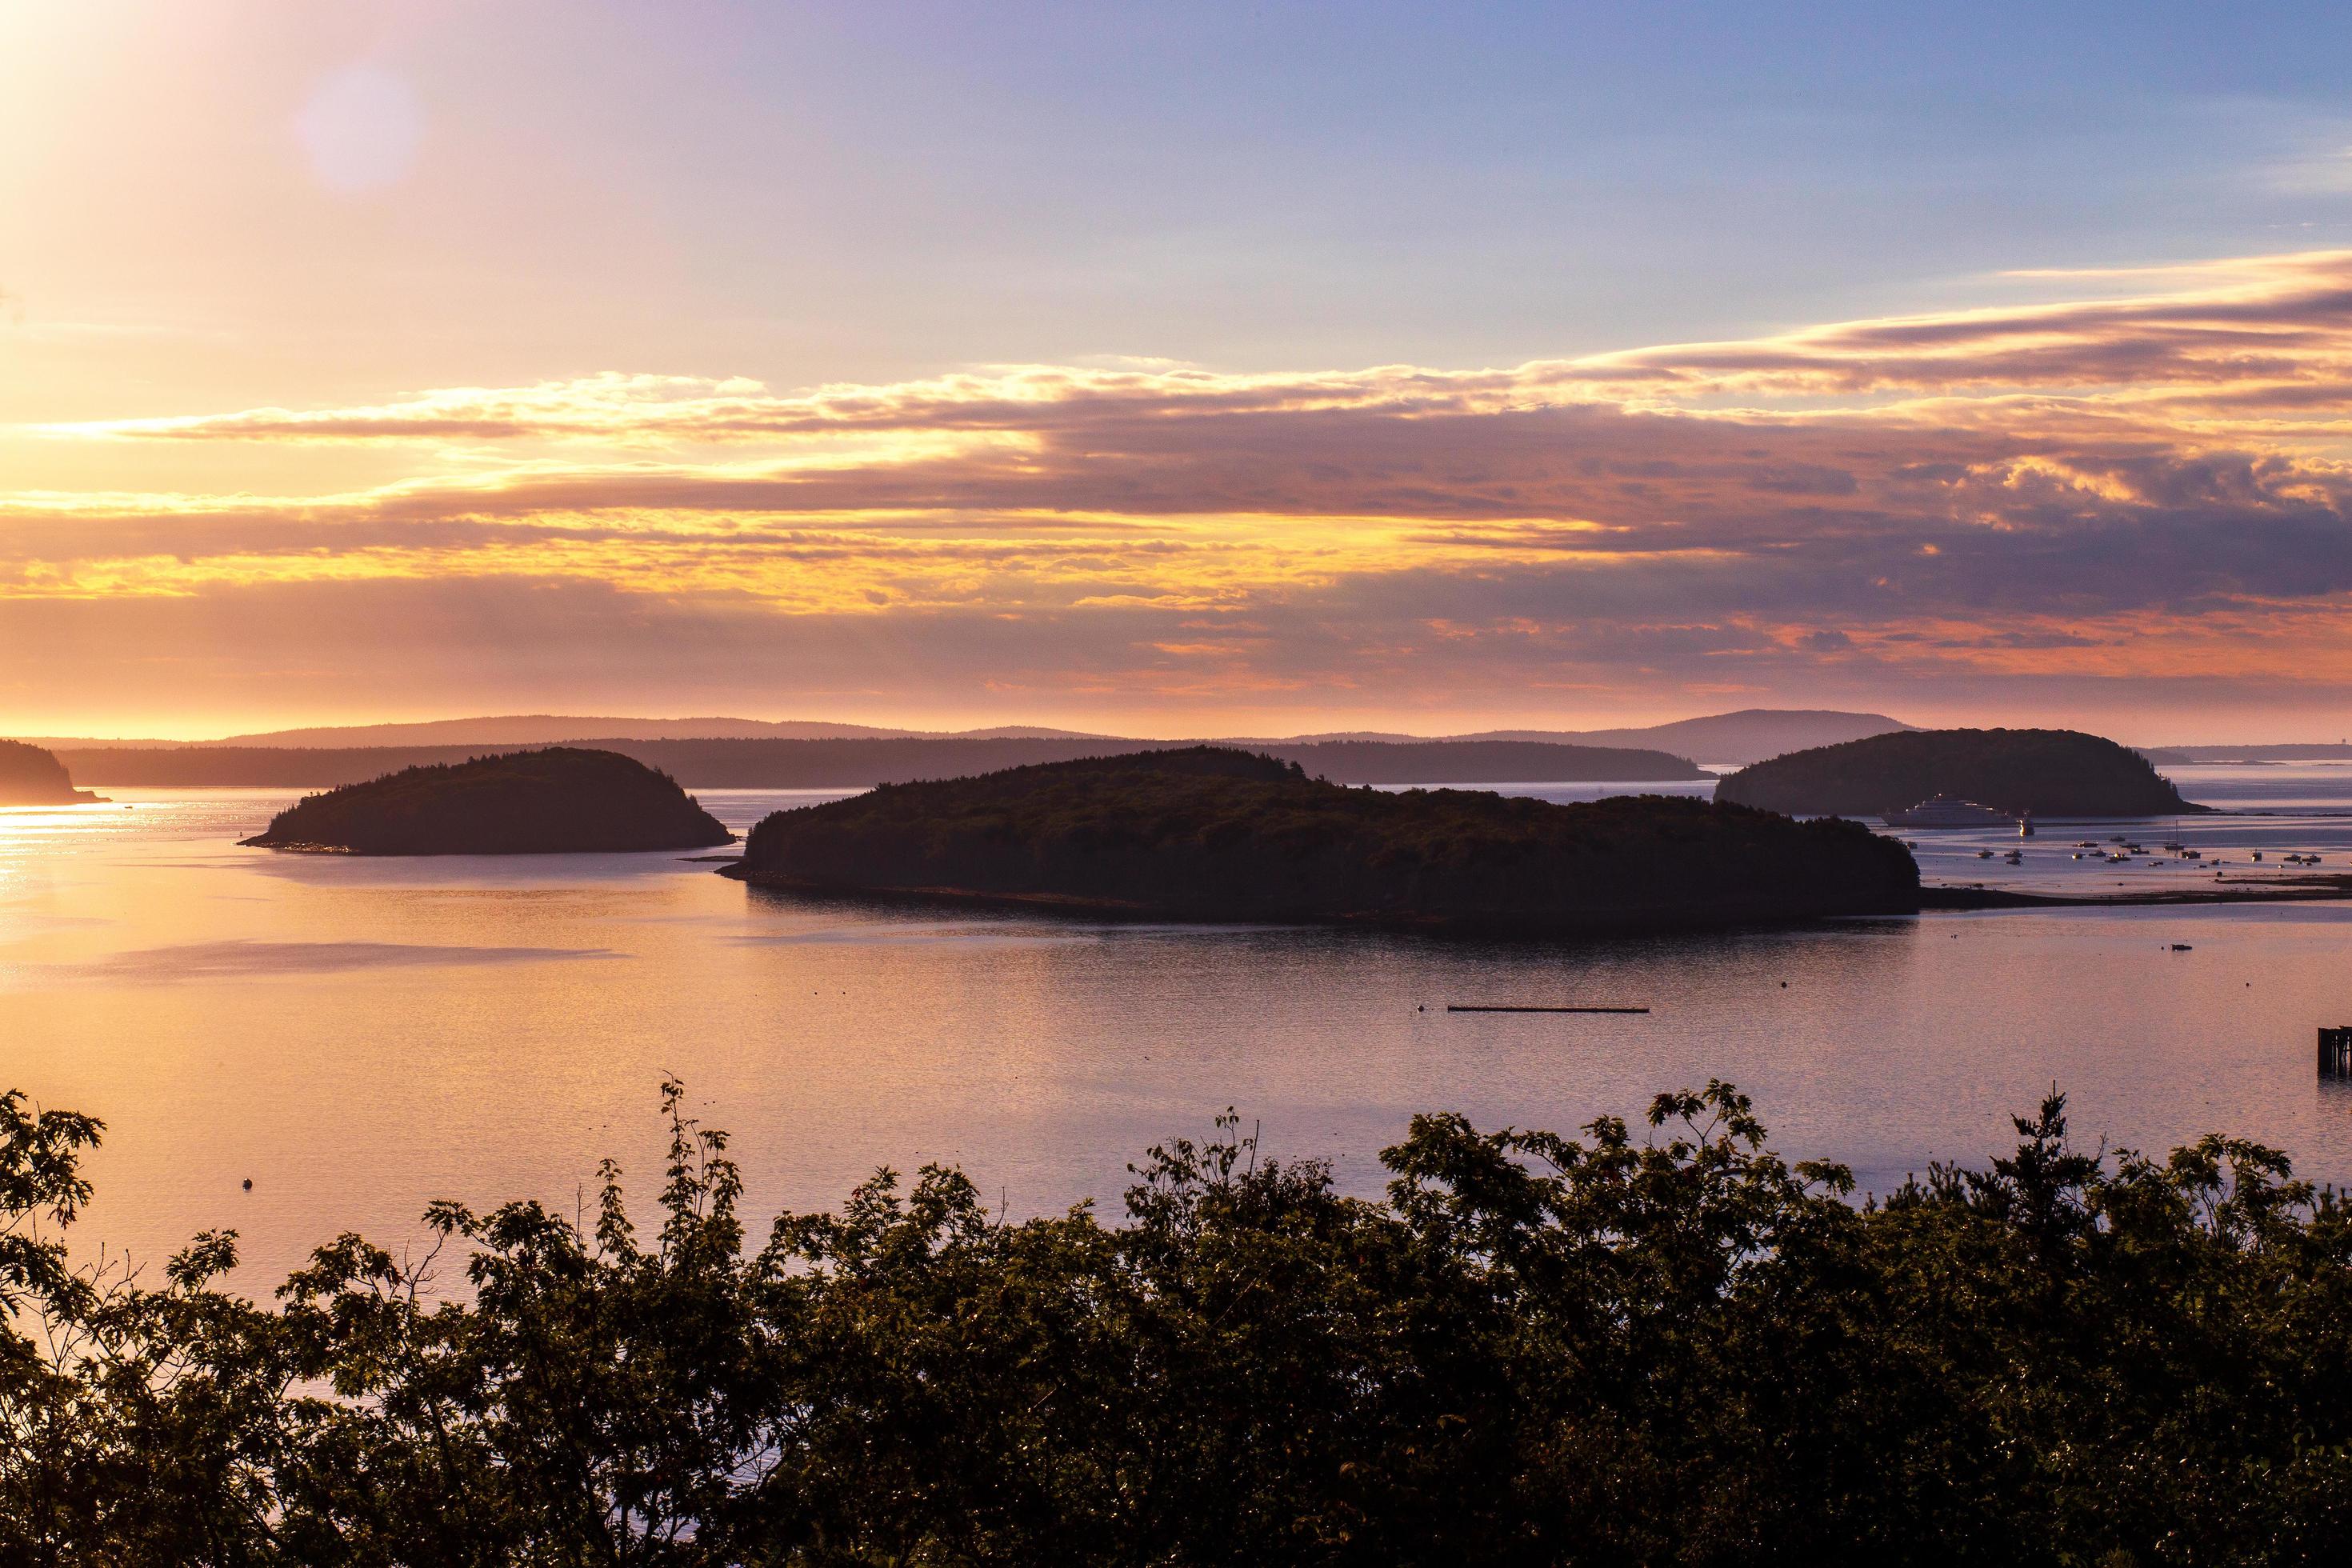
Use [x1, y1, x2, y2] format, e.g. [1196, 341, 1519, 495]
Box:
[6, 2, 2352, 740]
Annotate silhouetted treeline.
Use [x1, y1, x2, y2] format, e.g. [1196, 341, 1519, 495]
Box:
[1717, 727, 2205, 818]
[0, 739, 101, 804]
[6, 1077, 2352, 1562]
[241, 747, 733, 854]
[734, 746, 1916, 931]
[58, 736, 1704, 790]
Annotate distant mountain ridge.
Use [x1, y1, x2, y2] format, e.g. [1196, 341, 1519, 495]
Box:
[1494, 709, 1913, 762]
[57, 738, 1707, 790]
[212, 715, 1118, 746]
[1204, 709, 1909, 760]
[29, 707, 1911, 765]
[2139, 744, 2352, 763]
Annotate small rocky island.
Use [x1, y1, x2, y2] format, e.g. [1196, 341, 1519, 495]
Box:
[1715, 728, 2204, 819]
[725, 747, 1919, 933]
[0, 739, 105, 804]
[241, 747, 733, 854]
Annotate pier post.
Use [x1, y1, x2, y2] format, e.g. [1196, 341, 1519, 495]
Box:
[2322, 1026, 2352, 1077]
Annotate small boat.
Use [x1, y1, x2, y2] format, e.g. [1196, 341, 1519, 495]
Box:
[2170, 943, 2194, 952]
[1884, 796, 2018, 828]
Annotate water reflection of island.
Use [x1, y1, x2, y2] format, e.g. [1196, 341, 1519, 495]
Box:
[726, 746, 1920, 934]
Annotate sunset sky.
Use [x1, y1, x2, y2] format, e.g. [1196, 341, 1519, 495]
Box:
[7, 2, 2352, 740]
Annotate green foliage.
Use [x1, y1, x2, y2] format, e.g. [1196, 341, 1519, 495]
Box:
[7, 1077, 2352, 1562]
[242, 746, 734, 855]
[736, 746, 1920, 932]
[1715, 728, 2202, 818]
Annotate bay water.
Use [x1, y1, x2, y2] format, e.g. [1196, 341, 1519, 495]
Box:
[5, 766, 2351, 1286]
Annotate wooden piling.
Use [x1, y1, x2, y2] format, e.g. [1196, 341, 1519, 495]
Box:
[2322, 1026, 2352, 1077]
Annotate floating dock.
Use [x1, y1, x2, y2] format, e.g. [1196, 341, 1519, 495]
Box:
[1447, 1004, 1650, 1014]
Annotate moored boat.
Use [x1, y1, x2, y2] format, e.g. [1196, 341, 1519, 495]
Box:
[1883, 795, 2017, 829]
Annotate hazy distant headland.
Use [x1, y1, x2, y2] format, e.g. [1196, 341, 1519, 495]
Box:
[1229, 707, 1914, 762]
[1718, 729, 2206, 818]
[42, 706, 1913, 785]
[239, 747, 733, 855]
[37, 704, 1903, 762]
[2139, 742, 2352, 763]
[0, 739, 105, 805]
[63, 736, 1710, 790]
[726, 746, 1920, 933]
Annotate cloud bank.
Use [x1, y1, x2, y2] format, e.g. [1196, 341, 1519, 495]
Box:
[11, 250, 2352, 734]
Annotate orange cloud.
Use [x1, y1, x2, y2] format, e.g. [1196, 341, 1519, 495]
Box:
[9, 250, 2352, 735]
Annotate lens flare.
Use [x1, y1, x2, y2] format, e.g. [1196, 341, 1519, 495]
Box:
[294, 64, 422, 195]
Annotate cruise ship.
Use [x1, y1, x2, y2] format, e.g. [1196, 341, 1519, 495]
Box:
[1882, 795, 2018, 828]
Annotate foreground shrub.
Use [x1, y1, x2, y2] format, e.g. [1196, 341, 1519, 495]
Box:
[4, 1078, 2350, 1564]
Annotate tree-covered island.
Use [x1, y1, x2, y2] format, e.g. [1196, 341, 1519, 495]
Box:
[1716, 727, 2206, 818]
[0, 739, 105, 805]
[239, 746, 733, 854]
[727, 746, 1919, 931]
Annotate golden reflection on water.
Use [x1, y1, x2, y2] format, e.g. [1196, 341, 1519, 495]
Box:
[5, 783, 2352, 1290]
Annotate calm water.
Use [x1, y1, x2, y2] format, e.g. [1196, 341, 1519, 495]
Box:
[6, 767, 2352, 1286]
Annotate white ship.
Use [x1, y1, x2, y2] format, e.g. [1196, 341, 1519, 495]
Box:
[1882, 794, 2017, 828]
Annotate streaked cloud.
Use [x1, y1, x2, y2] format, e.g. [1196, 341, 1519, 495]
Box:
[10, 250, 2352, 733]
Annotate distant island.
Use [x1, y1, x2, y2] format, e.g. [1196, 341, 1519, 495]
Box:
[0, 740, 105, 805]
[1715, 728, 2206, 819]
[29, 705, 1905, 764]
[2140, 743, 2352, 764]
[725, 747, 1919, 932]
[66, 737, 1706, 790]
[239, 747, 734, 854]
[1382, 707, 1911, 763]
[1241, 739, 1706, 784]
